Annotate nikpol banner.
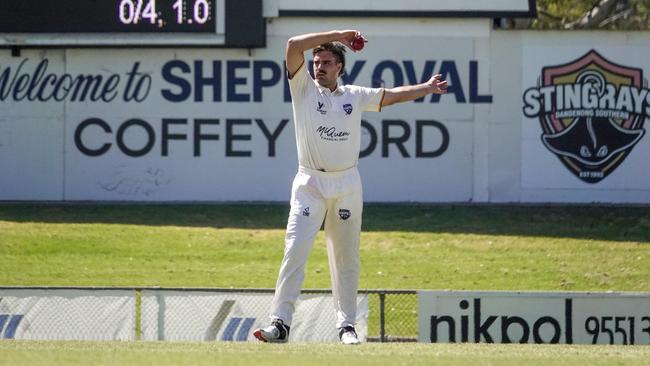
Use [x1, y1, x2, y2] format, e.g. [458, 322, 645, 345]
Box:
[418, 291, 650, 345]
[0, 289, 134, 340]
[0, 36, 488, 202]
[140, 290, 368, 342]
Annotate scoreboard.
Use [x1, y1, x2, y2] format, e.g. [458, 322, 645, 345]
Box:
[0, 0, 217, 33]
[0, 0, 264, 47]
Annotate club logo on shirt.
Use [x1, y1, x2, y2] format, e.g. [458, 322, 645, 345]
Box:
[343, 104, 353, 115]
[338, 209, 351, 220]
[316, 126, 350, 142]
[316, 102, 327, 115]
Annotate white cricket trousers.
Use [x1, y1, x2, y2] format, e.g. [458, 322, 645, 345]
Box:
[270, 165, 363, 329]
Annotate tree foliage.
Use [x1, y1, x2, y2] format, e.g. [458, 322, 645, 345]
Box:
[507, 0, 650, 30]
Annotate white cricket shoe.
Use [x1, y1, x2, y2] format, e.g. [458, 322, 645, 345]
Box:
[253, 319, 290, 343]
[338, 326, 361, 345]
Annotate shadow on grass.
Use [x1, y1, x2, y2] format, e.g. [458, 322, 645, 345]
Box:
[0, 203, 649, 243]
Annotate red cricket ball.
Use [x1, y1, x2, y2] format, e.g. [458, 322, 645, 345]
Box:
[351, 37, 365, 51]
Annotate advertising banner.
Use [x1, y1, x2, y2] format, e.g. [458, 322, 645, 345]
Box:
[0, 289, 135, 340]
[140, 290, 368, 342]
[522, 45, 650, 189]
[0, 34, 487, 202]
[418, 291, 650, 345]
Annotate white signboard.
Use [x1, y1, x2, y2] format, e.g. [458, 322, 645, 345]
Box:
[418, 291, 650, 345]
[140, 290, 368, 342]
[274, 0, 533, 13]
[0, 289, 135, 340]
[0, 35, 484, 202]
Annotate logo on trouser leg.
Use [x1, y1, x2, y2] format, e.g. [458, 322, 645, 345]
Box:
[338, 209, 351, 220]
[302, 207, 310, 217]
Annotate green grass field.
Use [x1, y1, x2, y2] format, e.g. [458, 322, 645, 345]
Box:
[2, 341, 650, 366]
[1, 204, 648, 290]
[1, 204, 649, 365]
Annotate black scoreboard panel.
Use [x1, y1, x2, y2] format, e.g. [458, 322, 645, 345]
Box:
[0, 0, 264, 47]
[0, 0, 216, 33]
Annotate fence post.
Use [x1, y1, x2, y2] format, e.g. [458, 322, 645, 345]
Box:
[135, 289, 142, 341]
[379, 291, 386, 342]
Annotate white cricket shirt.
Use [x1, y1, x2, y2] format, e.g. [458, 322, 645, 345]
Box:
[288, 62, 385, 172]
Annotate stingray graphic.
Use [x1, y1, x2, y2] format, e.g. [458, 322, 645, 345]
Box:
[531, 50, 648, 183]
[542, 116, 644, 166]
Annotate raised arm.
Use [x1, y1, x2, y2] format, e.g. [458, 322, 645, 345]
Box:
[381, 74, 448, 107]
[285, 30, 364, 78]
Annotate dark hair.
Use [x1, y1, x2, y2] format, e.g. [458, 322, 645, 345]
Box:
[313, 42, 346, 76]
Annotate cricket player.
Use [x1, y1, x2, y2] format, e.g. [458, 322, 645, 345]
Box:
[253, 29, 448, 345]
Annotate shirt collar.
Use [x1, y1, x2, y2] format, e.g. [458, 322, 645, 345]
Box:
[316, 81, 344, 96]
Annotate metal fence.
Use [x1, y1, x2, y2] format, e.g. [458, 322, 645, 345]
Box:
[362, 290, 418, 342]
[271, 289, 418, 342]
[0, 287, 417, 342]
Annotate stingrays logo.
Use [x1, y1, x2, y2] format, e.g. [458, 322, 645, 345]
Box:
[523, 50, 649, 183]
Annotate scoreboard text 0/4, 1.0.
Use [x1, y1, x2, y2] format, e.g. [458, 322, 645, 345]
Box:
[118, 0, 213, 30]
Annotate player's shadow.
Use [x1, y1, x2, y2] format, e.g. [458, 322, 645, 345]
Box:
[0, 203, 649, 243]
